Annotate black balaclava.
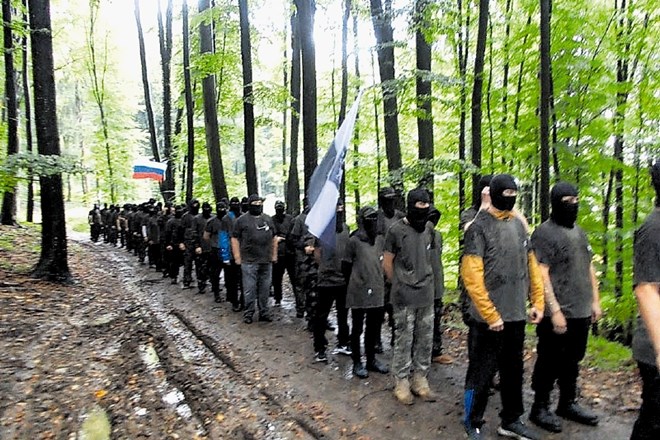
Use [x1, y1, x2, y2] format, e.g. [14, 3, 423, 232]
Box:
[550, 182, 579, 228]
[428, 206, 441, 227]
[406, 188, 431, 232]
[202, 202, 212, 218]
[229, 197, 241, 216]
[378, 187, 397, 218]
[189, 198, 200, 216]
[175, 205, 184, 219]
[247, 194, 263, 216]
[489, 174, 517, 212]
[216, 201, 228, 218]
[652, 160, 660, 207]
[335, 201, 346, 233]
[241, 197, 250, 214]
[358, 206, 378, 244]
[474, 174, 493, 209]
[274, 201, 285, 219]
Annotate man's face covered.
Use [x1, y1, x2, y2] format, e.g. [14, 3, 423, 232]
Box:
[247, 195, 263, 216]
[202, 202, 212, 218]
[489, 174, 518, 212]
[378, 187, 397, 218]
[406, 189, 431, 232]
[229, 197, 241, 215]
[216, 202, 228, 218]
[359, 207, 378, 242]
[189, 199, 200, 215]
[275, 201, 285, 217]
[550, 182, 579, 228]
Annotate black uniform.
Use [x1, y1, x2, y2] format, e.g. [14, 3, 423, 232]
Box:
[272, 203, 297, 307]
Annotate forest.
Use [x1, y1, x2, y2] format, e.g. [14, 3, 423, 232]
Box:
[0, 0, 658, 346]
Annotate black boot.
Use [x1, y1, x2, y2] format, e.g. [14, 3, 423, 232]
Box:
[556, 401, 599, 426]
[530, 403, 562, 433]
[366, 358, 389, 374]
[353, 363, 368, 379]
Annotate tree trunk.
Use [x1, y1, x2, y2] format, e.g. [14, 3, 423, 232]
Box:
[182, 1, 195, 203]
[371, 49, 382, 188]
[539, 0, 551, 222]
[22, 0, 35, 223]
[286, 9, 301, 215]
[1, 0, 19, 226]
[199, 0, 228, 202]
[239, 0, 258, 195]
[457, 0, 470, 214]
[157, 0, 175, 201]
[281, 7, 288, 197]
[338, 0, 350, 127]
[415, 0, 433, 191]
[486, 15, 494, 172]
[471, 0, 488, 204]
[369, 0, 401, 173]
[134, 0, 160, 163]
[295, 0, 317, 192]
[500, 0, 511, 164]
[28, 0, 70, 281]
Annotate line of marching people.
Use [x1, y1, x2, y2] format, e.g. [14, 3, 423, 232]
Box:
[89, 163, 660, 440]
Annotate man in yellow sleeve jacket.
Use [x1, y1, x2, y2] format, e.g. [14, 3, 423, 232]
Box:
[460, 174, 544, 440]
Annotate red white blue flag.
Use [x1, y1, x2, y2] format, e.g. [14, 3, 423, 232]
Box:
[132, 159, 167, 182]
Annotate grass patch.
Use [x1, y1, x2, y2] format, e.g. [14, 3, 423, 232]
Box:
[0, 223, 41, 274]
[584, 335, 634, 371]
[69, 216, 89, 234]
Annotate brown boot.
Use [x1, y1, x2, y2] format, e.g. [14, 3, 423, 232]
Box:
[411, 373, 437, 402]
[432, 353, 454, 364]
[393, 378, 414, 405]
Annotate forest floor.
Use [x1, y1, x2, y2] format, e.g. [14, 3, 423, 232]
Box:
[0, 224, 643, 440]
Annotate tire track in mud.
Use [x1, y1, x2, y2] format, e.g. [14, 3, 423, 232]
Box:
[75, 238, 326, 440]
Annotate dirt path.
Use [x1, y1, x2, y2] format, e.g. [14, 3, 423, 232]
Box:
[0, 228, 640, 439]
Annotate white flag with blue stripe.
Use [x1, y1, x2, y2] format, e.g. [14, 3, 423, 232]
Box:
[305, 90, 363, 247]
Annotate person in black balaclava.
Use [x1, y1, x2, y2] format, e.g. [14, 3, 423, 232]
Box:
[88, 204, 102, 242]
[222, 197, 244, 311]
[241, 197, 250, 214]
[164, 205, 185, 284]
[272, 201, 297, 307]
[190, 202, 213, 294]
[375, 187, 406, 353]
[461, 173, 545, 440]
[529, 182, 602, 433]
[181, 198, 200, 288]
[343, 206, 390, 378]
[630, 160, 660, 440]
[383, 188, 437, 404]
[146, 206, 162, 271]
[231, 194, 277, 324]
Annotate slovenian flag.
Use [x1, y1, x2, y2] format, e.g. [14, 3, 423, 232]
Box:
[133, 159, 167, 182]
[305, 90, 363, 248]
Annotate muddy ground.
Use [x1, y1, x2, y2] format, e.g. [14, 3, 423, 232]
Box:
[0, 225, 641, 439]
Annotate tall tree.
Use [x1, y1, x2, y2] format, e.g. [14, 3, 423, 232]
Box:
[157, 0, 175, 201]
[470, 0, 488, 204]
[286, 8, 301, 214]
[1, 0, 19, 225]
[28, 0, 70, 281]
[133, 0, 160, 163]
[337, 0, 351, 126]
[539, 0, 551, 221]
[369, 0, 402, 172]
[455, 0, 470, 214]
[239, 0, 258, 195]
[22, 0, 35, 223]
[182, 0, 195, 203]
[199, 0, 228, 201]
[87, 0, 116, 203]
[295, 0, 317, 192]
[352, 3, 361, 213]
[415, 0, 434, 190]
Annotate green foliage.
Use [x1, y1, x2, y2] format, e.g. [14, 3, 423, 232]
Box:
[584, 335, 635, 371]
[0, 152, 89, 192]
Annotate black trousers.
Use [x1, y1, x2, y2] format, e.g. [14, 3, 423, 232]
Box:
[208, 249, 224, 295]
[532, 316, 590, 406]
[464, 320, 525, 429]
[631, 362, 660, 440]
[164, 248, 182, 281]
[351, 307, 382, 364]
[432, 298, 444, 357]
[272, 254, 296, 303]
[225, 261, 242, 307]
[313, 285, 350, 353]
[148, 243, 162, 270]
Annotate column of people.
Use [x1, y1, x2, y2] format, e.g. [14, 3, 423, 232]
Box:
[88, 162, 660, 440]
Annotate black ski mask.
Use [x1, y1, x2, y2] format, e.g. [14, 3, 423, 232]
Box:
[202, 202, 212, 218]
[652, 161, 660, 207]
[378, 187, 397, 218]
[247, 194, 263, 216]
[275, 201, 285, 218]
[229, 197, 241, 216]
[550, 182, 579, 228]
[358, 206, 378, 244]
[489, 174, 517, 212]
[241, 197, 249, 214]
[216, 202, 228, 218]
[406, 188, 431, 232]
[189, 199, 200, 216]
